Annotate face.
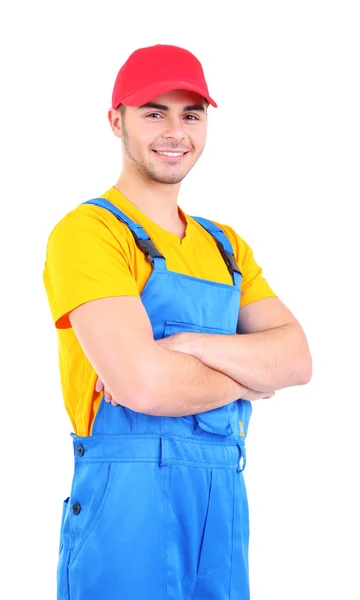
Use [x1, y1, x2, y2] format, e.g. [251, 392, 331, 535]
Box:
[109, 89, 208, 185]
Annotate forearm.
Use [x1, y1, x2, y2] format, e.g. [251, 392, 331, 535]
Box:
[186, 323, 312, 392]
[141, 345, 257, 417]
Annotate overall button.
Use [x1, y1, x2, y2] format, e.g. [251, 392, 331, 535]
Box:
[72, 502, 81, 515]
[76, 445, 85, 457]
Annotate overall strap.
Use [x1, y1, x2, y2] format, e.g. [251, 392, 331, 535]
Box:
[191, 216, 242, 286]
[82, 198, 166, 268]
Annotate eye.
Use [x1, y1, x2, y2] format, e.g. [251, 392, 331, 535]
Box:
[185, 114, 199, 121]
[146, 112, 162, 119]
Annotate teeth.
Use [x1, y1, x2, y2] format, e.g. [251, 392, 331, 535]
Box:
[157, 151, 185, 157]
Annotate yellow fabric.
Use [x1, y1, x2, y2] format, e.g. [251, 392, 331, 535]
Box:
[43, 187, 277, 436]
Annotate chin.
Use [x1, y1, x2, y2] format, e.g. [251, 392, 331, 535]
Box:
[144, 165, 189, 185]
[154, 175, 186, 185]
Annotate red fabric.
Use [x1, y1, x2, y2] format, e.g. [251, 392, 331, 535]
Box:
[111, 44, 217, 109]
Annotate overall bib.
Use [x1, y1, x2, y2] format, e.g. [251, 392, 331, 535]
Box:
[57, 198, 253, 600]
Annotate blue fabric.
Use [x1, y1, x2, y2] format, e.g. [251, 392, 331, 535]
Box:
[57, 198, 252, 599]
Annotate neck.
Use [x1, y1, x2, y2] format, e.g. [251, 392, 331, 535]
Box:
[115, 166, 183, 225]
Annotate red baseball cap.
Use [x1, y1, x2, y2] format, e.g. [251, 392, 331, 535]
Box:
[111, 44, 217, 109]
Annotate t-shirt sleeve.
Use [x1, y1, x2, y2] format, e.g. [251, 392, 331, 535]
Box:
[218, 223, 277, 308]
[43, 208, 140, 329]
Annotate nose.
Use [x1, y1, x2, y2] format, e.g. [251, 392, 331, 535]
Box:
[162, 115, 186, 142]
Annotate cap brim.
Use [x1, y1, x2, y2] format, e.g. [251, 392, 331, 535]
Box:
[116, 80, 218, 108]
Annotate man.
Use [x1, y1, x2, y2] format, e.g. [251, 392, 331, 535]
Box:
[43, 44, 312, 600]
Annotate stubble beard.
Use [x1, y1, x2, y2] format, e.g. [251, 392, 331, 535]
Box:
[121, 124, 195, 185]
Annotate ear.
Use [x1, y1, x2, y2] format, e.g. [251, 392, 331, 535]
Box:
[108, 107, 123, 139]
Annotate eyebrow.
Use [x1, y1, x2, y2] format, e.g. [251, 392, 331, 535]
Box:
[138, 102, 206, 112]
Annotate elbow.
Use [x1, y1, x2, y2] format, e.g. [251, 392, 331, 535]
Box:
[110, 379, 155, 415]
[278, 349, 312, 390]
[298, 351, 313, 386]
[134, 354, 169, 416]
[113, 349, 166, 416]
[124, 376, 162, 417]
[133, 391, 163, 417]
[293, 330, 313, 386]
[118, 386, 155, 415]
[131, 391, 157, 416]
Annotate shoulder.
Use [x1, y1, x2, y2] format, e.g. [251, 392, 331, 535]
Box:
[46, 197, 134, 253]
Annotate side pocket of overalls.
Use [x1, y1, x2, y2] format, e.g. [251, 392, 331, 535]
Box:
[59, 497, 69, 554]
[57, 497, 71, 600]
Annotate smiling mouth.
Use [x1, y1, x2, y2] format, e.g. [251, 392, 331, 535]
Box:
[152, 150, 189, 159]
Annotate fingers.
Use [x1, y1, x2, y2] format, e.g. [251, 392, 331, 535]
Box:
[95, 375, 120, 407]
[95, 377, 104, 392]
[103, 387, 119, 407]
[104, 388, 112, 403]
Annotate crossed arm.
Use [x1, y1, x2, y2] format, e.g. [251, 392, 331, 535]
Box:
[70, 295, 312, 418]
[157, 297, 312, 393]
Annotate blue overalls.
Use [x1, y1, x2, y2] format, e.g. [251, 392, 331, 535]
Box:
[57, 198, 253, 600]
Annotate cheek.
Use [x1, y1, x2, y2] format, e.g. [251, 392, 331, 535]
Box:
[133, 130, 158, 154]
[191, 125, 207, 147]
[123, 120, 153, 147]
[191, 133, 207, 155]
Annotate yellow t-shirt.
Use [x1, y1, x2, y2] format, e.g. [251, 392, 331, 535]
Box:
[43, 187, 277, 436]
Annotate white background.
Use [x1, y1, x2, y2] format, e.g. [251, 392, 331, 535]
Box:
[1, 1, 359, 599]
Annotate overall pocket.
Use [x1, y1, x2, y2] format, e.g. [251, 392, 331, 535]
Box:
[68, 462, 115, 567]
[164, 320, 232, 337]
[59, 497, 70, 555]
[57, 497, 71, 600]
